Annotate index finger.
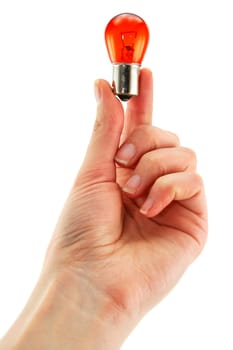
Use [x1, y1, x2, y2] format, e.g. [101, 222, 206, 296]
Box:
[121, 68, 153, 142]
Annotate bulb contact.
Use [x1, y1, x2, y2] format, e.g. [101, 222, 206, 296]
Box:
[112, 63, 140, 101]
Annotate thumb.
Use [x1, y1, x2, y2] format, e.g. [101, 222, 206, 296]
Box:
[78, 79, 124, 184]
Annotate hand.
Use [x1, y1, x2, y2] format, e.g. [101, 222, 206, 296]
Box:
[45, 69, 208, 339]
[1, 69, 208, 350]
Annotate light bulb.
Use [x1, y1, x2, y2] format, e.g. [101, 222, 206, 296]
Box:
[105, 13, 149, 101]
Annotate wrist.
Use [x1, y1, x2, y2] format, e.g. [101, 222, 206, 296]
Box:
[0, 269, 130, 350]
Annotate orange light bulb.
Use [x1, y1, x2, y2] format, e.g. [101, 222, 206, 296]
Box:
[105, 13, 149, 101]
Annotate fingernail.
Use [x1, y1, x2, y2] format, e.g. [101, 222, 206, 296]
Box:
[115, 143, 136, 165]
[140, 197, 154, 215]
[123, 174, 141, 194]
[94, 80, 101, 104]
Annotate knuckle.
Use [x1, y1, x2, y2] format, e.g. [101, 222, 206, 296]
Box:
[155, 175, 173, 193]
[165, 130, 180, 145]
[170, 132, 180, 145]
[140, 151, 163, 173]
[193, 172, 204, 187]
[182, 147, 197, 163]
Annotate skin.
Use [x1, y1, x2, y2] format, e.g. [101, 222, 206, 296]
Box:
[0, 69, 208, 350]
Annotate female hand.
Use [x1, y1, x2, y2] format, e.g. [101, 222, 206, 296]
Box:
[1, 69, 208, 350]
[45, 69, 207, 345]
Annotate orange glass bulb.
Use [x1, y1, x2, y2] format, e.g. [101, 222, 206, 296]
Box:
[105, 13, 149, 101]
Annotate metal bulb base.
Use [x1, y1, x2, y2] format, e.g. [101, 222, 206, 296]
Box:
[112, 63, 140, 101]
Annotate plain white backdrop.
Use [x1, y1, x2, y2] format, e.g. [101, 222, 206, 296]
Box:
[0, 0, 233, 349]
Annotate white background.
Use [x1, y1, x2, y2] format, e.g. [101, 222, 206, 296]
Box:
[0, 0, 233, 349]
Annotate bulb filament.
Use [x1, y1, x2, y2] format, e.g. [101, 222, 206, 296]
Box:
[121, 31, 137, 62]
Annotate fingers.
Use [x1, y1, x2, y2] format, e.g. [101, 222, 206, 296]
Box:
[116, 124, 206, 222]
[121, 68, 153, 142]
[115, 125, 180, 166]
[78, 79, 124, 184]
[139, 172, 205, 218]
[121, 146, 197, 196]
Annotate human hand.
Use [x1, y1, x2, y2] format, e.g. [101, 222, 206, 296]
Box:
[44, 69, 207, 344]
[1, 69, 207, 350]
